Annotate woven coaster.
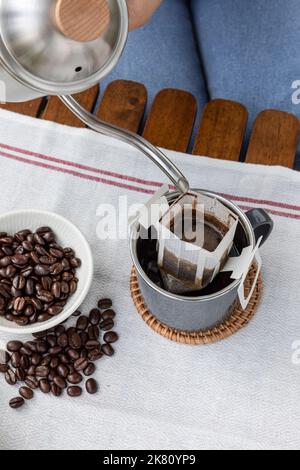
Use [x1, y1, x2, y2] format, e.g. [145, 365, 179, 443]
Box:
[130, 265, 263, 345]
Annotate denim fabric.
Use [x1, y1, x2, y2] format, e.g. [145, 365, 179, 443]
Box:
[99, 0, 209, 128]
[190, 0, 300, 163]
[100, 0, 300, 164]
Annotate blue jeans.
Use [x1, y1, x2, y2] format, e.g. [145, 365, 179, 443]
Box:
[101, 0, 300, 163]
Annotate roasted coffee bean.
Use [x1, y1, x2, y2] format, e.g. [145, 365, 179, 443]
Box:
[51, 282, 61, 299]
[5, 368, 17, 385]
[76, 316, 89, 331]
[48, 369, 56, 382]
[27, 365, 36, 377]
[9, 397, 25, 409]
[49, 248, 64, 259]
[89, 309, 101, 325]
[15, 367, 26, 382]
[54, 325, 65, 336]
[20, 345, 32, 356]
[46, 335, 57, 347]
[42, 231, 55, 244]
[0, 363, 8, 373]
[37, 290, 54, 303]
[68, 349, 80, 361]
[19, 386, 34, 400]
[67, 386, 82, 397]
[39, 256, 56, 265]
[74, 357, 89, 372]
[98, 298, 112, 310]
[35, 366, 49, 378]
[86, 378, 98, 395]
[88, 349, 103, 362]
[22, 240, 33, 252]
[34, 264, 50, 276]
[69, 280, 77, 295]
[85, 340, 100, 351]
[11, 351, 21, 368]
[103, 332, 119, 344]
[49, 346, 62, 356]
[50, 356, 59, 369]
[36, 341, 48, 354]
[53, 375, 67, 390]
[11, 254, 28, 266]
[60, 281, 69, 294]
[39, 379, 51, 394]
[50, 263, 64, 276]
[59, 353, 70, 365]
[70, 258, 81, 268]
[69, 331, 82, 350]
[20, 355, 30, 369]
[64, 247, 75, 258]
[0, 349, 10, 364]
[51, 383, 62, 397]
[88, 325, 99, 341]
[100, 318, 114, 331]
[0, 256, 11, 267]
[57, 364, 69, 378]
[48, 305, 63, 317]
[21, 266, 33, 278]
[67, 372, 83, 385]
[72, 310, 82, 317]
[84, 363, 96, 377]
[31, 298, 43, 311]
[24, 341, 37, 352]
[57, 333, 68, 348]
[41, 276, 52, 291]
[101, 343, 115, 357]
[37, 226, 52, 235]
[38, 313, 51, 322]
[12, 275, 26, 290]
[101, 309, 116, 320]
[80, 332, 89, 346]
[31, 353, 41, 366]
[14, 297, 26, 313]
[15, 316, 29, 326]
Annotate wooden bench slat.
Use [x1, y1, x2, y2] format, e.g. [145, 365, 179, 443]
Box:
[42, 86, 99, 127]
[193, 99, 248, 161]
[143, 89, 197, 153]
[245, 110, 300, 168]
[0, 99, 44, 118]
[97, 80, 147, 133]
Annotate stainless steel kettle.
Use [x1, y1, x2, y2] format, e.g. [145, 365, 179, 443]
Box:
[0, 0, 189, 193]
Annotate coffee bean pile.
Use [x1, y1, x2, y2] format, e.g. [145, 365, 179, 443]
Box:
[0, 298, 118, 409]
[0, 227, 81, 326]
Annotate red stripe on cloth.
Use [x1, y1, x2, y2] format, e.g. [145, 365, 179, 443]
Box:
[1, 142, 299, 214]
[0, 143, 163, 189]
[0, 150, 299, 221]
[0, 150, 155, 195]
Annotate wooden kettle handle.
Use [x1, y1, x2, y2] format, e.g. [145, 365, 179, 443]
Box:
[54, 0, 110, 42]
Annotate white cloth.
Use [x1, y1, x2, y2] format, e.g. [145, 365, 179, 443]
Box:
[0, 108, 299, 450]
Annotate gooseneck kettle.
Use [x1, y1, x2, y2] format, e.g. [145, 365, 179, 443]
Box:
[0, 0, 189, 193]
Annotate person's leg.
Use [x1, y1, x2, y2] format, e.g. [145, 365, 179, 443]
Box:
[99, 0, 208, 121]
[190, 0, 300, 162]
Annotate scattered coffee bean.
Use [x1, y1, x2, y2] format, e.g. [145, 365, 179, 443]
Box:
[9, 397, 25, 409]
[19, 386, 34, 400]
[84, 363, 96, 377]
[2, 297, 119, 409]
[89, 309, 101, 325]
[101, 343, 115, 357]
[39, 379, 51, 394]
[98, 298, 112, 310]
[86, 378, 98, 395]
[103, 332, 119, 344]
[67, 386, 82, 397]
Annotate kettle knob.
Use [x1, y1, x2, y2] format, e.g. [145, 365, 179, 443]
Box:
[54, 0, 110, 42]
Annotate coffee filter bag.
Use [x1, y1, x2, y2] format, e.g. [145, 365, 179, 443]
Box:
[157, 192, 238, 294]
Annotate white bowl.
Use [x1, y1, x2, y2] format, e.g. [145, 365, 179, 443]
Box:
[0, 210, 93, 335]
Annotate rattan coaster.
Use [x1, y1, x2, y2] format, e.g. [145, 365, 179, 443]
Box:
[130, 265, 263, 345]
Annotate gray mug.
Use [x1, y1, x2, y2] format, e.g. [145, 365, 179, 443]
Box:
[130, 189, 273, 332]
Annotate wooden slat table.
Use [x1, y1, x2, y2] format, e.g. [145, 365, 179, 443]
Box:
[1, 80, 300, 167]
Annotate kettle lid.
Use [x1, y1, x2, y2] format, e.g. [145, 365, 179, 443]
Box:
[0, 0, 128, 95]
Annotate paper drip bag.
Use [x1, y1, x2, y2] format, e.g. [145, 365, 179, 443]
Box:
[157, 192, 238, 294]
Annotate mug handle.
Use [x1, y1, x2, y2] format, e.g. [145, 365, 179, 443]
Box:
[246, 208, 274, 246]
